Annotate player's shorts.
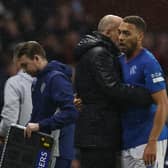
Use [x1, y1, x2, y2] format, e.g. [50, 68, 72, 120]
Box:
[121, 140, 167, 168]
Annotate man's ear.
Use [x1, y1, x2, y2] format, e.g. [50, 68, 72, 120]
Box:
[105, 29, 111, 36]
[138, 32, 144, 42]
[34, 54, 40, 61]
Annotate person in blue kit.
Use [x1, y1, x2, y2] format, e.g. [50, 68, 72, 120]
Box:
[118, 16, 168, 168]
[13, 41, 79, 168]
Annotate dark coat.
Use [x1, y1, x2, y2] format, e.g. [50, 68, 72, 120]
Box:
[74, 32, 152, 149]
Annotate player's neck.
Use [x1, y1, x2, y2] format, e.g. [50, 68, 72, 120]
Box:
[126, 46, 143, 61]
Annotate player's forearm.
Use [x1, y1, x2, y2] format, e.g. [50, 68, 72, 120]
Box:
[148, 103, 167, 141]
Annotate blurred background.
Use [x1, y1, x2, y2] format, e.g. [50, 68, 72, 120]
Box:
[0, 0, 167, 67]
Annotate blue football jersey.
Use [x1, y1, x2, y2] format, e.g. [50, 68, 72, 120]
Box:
[119, 48, 168, 149]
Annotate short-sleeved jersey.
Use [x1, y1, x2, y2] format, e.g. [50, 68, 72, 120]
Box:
[119, 48, 168, 149]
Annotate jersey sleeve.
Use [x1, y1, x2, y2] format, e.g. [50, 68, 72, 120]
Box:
[144, 59, 166, 93]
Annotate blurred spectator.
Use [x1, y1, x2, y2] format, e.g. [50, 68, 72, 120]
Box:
[0, 0, 166, 69]
[18, 8, 35, 41]
[155, 33, 168, 69]
[143, 32, 156, 52]
[0, 1, 95, 69]
[3, 17, 23, 50]
[42, 33, 64, 62]
[64, 31, 80, 64]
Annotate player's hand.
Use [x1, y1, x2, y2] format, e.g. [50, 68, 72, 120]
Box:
[74, 96, 82, 111]
[24, 123, 39, 138]
[143, 141, 157, 166]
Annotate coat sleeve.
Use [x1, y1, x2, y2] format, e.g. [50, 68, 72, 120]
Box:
[0, 77, 21, 137]
[38, 74, 79, 132]
[89, 46, 153, 106]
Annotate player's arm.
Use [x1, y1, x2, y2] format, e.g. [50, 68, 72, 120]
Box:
[89, 47, 152, 106]
[143, 89, 168, 165]
[142, 59, 168, 166]
[25, 74, 79, 138]
[149, 89, 168, 141]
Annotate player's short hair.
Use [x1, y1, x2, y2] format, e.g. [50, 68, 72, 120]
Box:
[14, 41, 46, 59]
[123, 16, 147, 33]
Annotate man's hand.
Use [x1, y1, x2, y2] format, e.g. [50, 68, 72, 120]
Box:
[74, 97, 82, 111]
[143, 141, 157, 166]
[24, 123, 39, 138]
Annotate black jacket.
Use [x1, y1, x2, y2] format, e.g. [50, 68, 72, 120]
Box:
[74, 32, 152, 149]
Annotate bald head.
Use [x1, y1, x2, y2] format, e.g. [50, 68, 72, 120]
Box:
[98, 15, 122, 32]
[98, 15, 122, 44]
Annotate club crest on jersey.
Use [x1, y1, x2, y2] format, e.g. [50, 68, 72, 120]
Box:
[40, 83, 46, 93]
[130, 65, 137, 75]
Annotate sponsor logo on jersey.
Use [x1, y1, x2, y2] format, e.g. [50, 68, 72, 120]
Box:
[151, 72, 164, 83]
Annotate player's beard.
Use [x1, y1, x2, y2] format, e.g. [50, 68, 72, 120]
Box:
[125, 41, 138, 59]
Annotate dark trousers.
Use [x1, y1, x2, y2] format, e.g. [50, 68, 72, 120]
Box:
[80, 148, 120, 168]
[54, 157, 72, 168]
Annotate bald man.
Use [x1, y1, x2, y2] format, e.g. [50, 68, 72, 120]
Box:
[74, 15, 152, 168]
